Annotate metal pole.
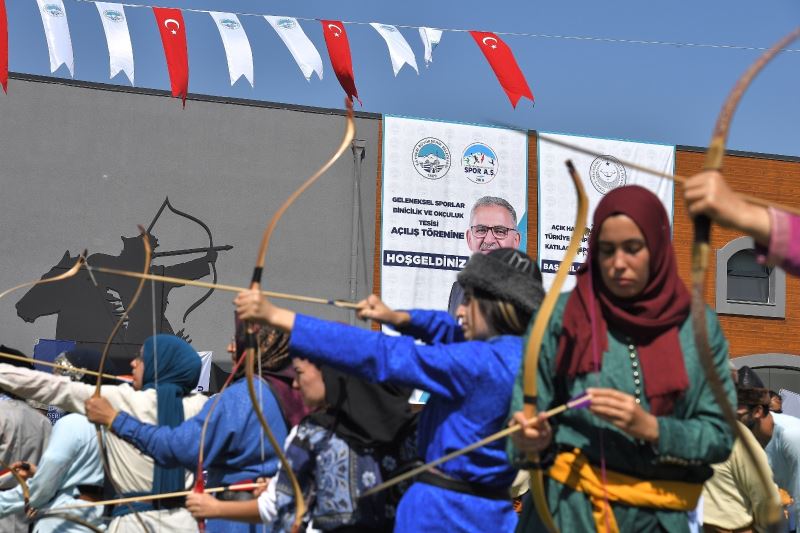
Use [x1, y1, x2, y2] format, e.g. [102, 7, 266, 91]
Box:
[349, 140, 366, 325]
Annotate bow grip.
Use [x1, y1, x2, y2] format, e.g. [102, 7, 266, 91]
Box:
[251, 267, 263, 286]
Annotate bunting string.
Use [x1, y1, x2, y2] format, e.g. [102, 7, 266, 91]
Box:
[70, 0, 800, 53]
[5, 0, 798, 107]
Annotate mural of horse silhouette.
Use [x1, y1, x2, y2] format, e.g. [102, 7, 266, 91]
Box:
[16, 232, 220, 361]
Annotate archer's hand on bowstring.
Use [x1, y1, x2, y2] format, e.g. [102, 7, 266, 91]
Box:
[85, 396, 119, 429]
[356, 294, 410, 327]
[509, 411, 552, 455]
[235, 290, 295, 332]
[684, 170, 772, 246]
[587, 388, 659, 443]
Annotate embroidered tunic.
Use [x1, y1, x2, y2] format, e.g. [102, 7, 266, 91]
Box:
[510, 294, 735, 533]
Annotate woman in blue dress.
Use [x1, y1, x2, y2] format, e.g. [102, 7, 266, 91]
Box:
[235, 248, 545, 533]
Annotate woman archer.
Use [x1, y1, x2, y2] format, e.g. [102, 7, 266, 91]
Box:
[509, 185, 736, 532]
[235, 247, 545, 533]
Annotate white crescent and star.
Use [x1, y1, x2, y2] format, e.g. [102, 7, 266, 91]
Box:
[482, 36, 498, 49]
[164, 18, 180, 35]
[327, 23, 342, 37]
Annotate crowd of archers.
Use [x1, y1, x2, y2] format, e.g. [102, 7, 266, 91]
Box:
[1, 168, 799, 533]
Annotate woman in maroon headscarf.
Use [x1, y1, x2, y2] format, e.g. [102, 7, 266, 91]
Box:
[509, 185, 735, 533]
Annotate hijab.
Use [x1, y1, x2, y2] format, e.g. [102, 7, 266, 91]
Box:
[232, 316, 310, 426]
[310, 367, 416, 450]
[140, 334, 201, 494]
[556, 185, 691, 415]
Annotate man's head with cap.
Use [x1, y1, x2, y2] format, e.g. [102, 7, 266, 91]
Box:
[736, 365, 774, 447]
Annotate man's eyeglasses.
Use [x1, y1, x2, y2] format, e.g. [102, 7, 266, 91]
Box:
[470, 225, 519, 239]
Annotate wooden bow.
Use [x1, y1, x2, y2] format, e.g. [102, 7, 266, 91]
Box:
[0, 252, 85, 300]
[692, 26, 800, 529]
[93, 225, 151, 531]
[195, 100, 355, 533]
[0, 252, 93, 525]
[520, 160, 588, 533]
[248, 98, 354, 532]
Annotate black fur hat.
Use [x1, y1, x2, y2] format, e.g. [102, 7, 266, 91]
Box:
[457, 249, 544, 315]
[736, 365, 770, 407]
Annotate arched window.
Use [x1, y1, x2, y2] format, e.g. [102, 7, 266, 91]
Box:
[727, 248, 770, 303]
[715, 237, 785, 318]
[732, 354, 800, 397]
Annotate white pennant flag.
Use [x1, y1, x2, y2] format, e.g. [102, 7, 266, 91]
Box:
[370, 23, 418, 76]
[419, 27, 443, 67]
[265, 16, 322, 81]
[95, 3, 134, 84]
[209, 12, 254, 87]
[35, 0, 74, 76]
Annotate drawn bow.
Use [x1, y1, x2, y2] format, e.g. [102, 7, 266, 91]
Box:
[147, 197, 231, 325]
[93, 226, 152, 531]
[521, 160, 588, 533]
[194, 99, 355, 533]
[691, 26, 800, 528]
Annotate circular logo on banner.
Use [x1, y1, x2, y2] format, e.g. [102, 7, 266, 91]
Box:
[589, 155, 627, 194]
[412, 138, 451, 180]
[103, 9, 124, 22]
[462, 143, 499, 184]
[44, 4, 64, 17]
[277, 18, 296, 30]
[220, 18, 240, 30]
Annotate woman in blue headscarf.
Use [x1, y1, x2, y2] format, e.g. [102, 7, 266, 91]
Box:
[85, 326, 293, 533]
[0, 334, 207, 532]
[136, 335, 203, 496]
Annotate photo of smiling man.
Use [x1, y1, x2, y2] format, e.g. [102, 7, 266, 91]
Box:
[447, 196, 522, 315]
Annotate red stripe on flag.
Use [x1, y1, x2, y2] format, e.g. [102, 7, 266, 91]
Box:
[470, 31, 533, 108]
[321, 20, 361, 105]
[153, 8, 189, 105]
[0, 0, 7, 93]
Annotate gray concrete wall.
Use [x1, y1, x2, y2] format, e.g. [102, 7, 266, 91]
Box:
[0, 75, 380, 367]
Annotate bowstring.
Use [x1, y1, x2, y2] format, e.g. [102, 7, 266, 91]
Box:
[257, 343, 266, 533]
[149, 267, 161, 533]
[587, 267, 611, 532]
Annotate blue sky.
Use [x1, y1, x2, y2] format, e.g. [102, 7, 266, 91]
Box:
[7, 0, 800, 156]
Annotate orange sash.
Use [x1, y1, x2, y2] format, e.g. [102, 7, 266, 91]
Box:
[548, 449, 702, 533]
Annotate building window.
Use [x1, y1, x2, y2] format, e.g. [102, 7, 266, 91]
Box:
[732, 354, 800, 397]
[715, 236, 785, 318]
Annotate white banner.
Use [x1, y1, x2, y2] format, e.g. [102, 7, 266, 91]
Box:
[95, 3, 134, 84]
[265, 16, 322, 81]
[196, 351, 213, 393]
[537, 132, 674, 292]
[36, 0, 74, 76]
[381, 116, 528, 314]
[370, 23, 418, 76]
[210, 12, 254, 87]
[419, 27, 442, 67]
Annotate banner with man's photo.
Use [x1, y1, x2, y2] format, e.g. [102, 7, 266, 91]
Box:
[537, 132, 675, 292]
[381, 116, 529, 313]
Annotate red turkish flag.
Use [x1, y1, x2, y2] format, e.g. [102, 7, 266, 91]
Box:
[0, 0, 7, 93]
[153, 8, 188, 105]
[321, 20, 361, 105]
[470, 31, 533, 108]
